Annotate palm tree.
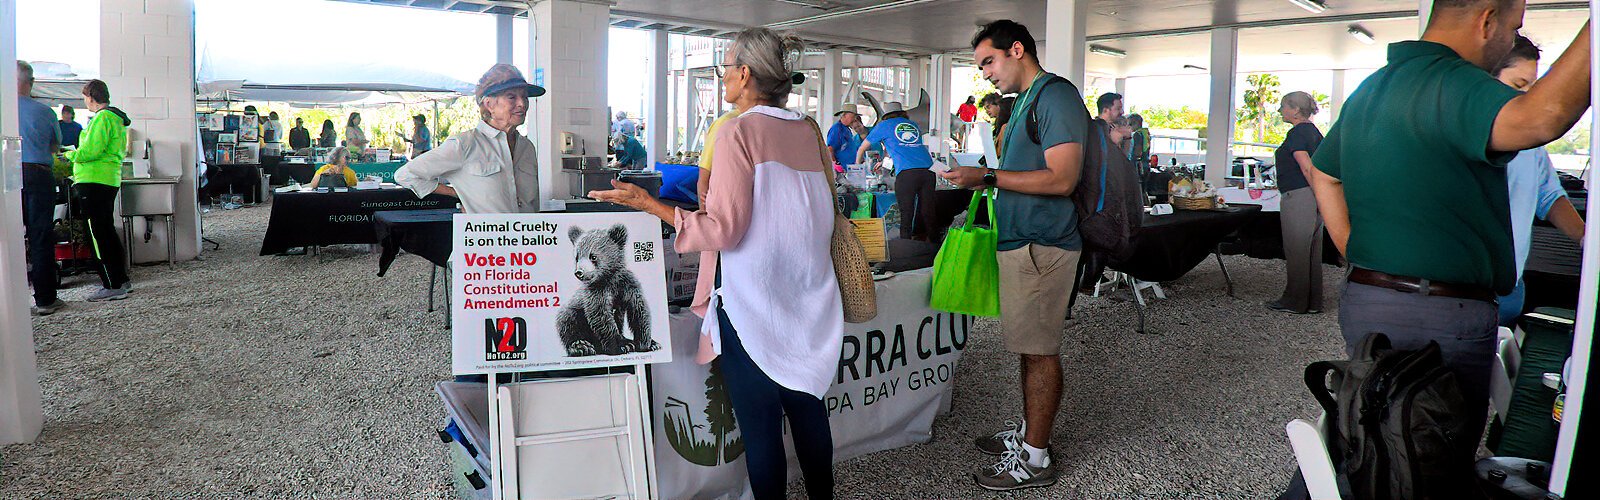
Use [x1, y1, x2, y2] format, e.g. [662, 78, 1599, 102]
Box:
[1238, 73, 1282, 142]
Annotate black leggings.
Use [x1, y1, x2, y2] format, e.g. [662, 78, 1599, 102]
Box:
[76, 183, 129, 289]
[893, 168, 938, 240]
[717, 306, 833, 500]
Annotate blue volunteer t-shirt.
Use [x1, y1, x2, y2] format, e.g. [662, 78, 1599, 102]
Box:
[825, 121, 857, 167]
[865, 116, 934, 174]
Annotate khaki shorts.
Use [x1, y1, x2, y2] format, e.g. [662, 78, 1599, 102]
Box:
[998, 244, 1081, 355]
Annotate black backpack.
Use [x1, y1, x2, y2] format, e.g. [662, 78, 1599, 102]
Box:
[1305, 333, 1482, 500]
[1025, 77, 1143, 260]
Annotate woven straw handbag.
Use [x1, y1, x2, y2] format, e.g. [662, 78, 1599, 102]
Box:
[805, 117, 878, 323]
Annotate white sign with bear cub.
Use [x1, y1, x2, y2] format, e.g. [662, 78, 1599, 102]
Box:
[450, 212, 672, 374]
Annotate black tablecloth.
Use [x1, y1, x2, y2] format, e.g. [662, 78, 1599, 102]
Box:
[1110, 206, 1262, 282]
[264, 162, 317, 185]
[260, 188, 455, 255]
[374, 209, 457, 276]
[205, 163, 263, 203]
[1224, 210, 1344, 266]
[1523, 224, 1583, 312]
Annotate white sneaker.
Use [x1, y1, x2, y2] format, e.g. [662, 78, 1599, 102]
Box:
[975, 418, 1025, 456]
[974, 447, 1057, 491]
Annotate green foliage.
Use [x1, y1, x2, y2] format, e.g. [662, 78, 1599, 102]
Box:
[704, 361, 737, 464]
[1547, 126, 1591, 156]
[251, 97, 481, 155]
[1138, 105, 1208, 130]
[1237, 73, 1282, 143]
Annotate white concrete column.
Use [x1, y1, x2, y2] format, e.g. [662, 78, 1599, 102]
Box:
[646, 29, 668, 167]
[929, 54, 954, 158]
[1330, 69, 1347, 124]
[1114, 77, 1127, 98]
[1045, 0, 1089, 88]
[0, 0, 44, 446]
[1205, 27, 1238, 186]
[1418, 0, 1434, 36]
[821, 50, 842, 122]
[530, 0, 610, 199]
[496, 13, 513, 64]
[101, 0, 201, 264]
[906, 57, 924, 107]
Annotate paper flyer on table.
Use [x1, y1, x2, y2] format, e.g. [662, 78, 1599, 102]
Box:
[450, 212, 672, 374]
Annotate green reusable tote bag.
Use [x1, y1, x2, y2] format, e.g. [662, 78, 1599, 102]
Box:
[930, 188, 1000, 317]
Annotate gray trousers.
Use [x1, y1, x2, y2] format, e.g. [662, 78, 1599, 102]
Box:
[1338, 281, 1498, 461]
[1276, 187, 1325, 312]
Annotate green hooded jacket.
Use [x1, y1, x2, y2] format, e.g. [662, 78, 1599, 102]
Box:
[67, 107, 131, 187]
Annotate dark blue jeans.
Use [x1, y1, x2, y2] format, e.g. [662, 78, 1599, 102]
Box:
[717, 305, 834, 500]
[22, 164, 58, 306]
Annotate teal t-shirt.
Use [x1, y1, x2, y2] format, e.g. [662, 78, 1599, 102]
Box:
[995, 72, 1088, 252]
[1312, 41, 1520, 293]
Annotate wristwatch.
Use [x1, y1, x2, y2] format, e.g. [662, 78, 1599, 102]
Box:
[982, 168, 997, 187]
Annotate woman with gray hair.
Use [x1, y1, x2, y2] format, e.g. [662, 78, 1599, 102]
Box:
[590, 27, 840, 500]
[394, 64, 544, 213]
[1268, 90, 1326, 314]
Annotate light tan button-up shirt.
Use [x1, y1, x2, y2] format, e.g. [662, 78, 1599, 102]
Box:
[394, 121, 539, 214]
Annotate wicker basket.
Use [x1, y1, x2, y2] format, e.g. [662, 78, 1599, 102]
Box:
[1170, 195, 1218, 210]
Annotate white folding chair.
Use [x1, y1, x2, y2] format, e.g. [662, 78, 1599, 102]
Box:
[1286, 414, 1342, 500]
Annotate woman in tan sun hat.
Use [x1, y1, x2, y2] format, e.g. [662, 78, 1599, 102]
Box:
[394, 63, 545, 213]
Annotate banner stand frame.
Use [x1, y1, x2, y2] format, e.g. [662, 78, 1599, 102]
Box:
[483, 365, 659, 500]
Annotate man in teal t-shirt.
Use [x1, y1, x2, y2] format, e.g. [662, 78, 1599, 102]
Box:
[942, 20, 1089, 492]
[1308, 0, 1591, 467]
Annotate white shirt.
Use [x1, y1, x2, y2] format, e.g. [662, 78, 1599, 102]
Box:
[684, 106, 843, 398]
[394, 121, 540, 214]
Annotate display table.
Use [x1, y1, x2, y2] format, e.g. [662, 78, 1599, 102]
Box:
[205, 163, 264, 203]
[374, 208, 457, 276]
[434, 268, 969, 499]
[1111, 205, 1262, 282]
[263, 162, 317, 185]
[259, 188, 454, 255]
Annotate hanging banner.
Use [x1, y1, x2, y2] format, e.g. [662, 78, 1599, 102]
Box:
[451, 213, 673, 374]
[650, 269, 969, 499]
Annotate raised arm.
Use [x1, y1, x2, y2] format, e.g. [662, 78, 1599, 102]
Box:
[1491, 22, 1591, 153]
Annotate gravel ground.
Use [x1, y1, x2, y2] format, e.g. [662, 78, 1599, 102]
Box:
[3, 203, 1344, 499]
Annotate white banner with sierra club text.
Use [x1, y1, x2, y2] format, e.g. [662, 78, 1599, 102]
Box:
[651, 268, 970, 499]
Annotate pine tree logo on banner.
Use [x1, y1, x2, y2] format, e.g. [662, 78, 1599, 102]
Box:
[485, 317, 529, 361]
[663, 363, 744, 466]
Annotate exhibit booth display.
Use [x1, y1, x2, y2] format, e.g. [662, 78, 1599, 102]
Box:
[430, 204, 970, 499]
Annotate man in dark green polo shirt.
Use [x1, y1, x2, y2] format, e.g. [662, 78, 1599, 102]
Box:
[944, 20, 1087, 492]
[1309, 0, 1590, 463]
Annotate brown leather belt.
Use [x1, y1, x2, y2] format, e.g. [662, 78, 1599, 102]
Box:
[1347, 268, 1496, 303]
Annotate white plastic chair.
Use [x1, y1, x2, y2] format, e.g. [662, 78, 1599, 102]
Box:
[1286, 414, 1342, 500]
[1491, 326, 1519, 423]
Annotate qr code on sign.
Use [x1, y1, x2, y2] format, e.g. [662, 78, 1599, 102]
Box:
[633, 241, 655, 262]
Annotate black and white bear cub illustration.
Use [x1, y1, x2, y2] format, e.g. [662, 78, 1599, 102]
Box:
[557, 224, 658, 357]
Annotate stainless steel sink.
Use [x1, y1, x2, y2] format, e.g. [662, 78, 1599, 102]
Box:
[120, 176, 179, 216]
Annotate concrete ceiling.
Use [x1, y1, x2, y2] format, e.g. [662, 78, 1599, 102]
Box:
[334, 0, 1591, 75]
[1089, 7, 1591, 76]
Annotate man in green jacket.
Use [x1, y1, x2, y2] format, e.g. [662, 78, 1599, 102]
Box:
[66, 79, 134, 301]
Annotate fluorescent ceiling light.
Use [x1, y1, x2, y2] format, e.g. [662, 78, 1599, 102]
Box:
[1347, 24, 1376, 45]
[1089, 44, 1127, 58]
[1287, 0, 1327, 14]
